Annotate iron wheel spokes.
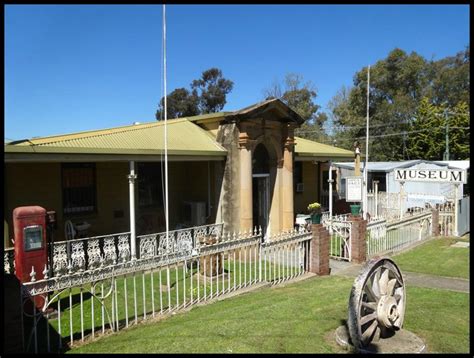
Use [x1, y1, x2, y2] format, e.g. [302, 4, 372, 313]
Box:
[347, 257, 406, 349]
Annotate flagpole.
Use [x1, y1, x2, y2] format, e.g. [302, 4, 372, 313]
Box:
[163, 4, 169, 240]
[363, 65, 370, 220]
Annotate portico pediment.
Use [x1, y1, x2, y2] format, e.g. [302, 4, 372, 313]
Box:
[225, 98, 305, 126]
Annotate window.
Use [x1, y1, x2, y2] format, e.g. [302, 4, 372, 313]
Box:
[24, 226, 43, 251]
[62, 163, 96, 214]
[322, 169, 337, 191]
[138, 163, 163, 207]
[293, 161, 303, 189]
[368, 172, 386, 191]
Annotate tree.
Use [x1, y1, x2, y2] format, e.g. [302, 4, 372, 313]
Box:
[155, 88, 198, 120]
[263, 73, 328, 143]
[328, 46, 470, 161]
[427, 46, 470, 108]
[406, 98, 469, 160]
[156, 68, 234, 120]
[191, 68, 234, 114]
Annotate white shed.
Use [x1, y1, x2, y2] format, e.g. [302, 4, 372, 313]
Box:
[333, 159, 469, 208]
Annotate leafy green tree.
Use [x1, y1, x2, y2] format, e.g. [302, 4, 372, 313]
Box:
[405, 97, 444, 159]
[263, 73, 328, 142]
[156, 68, 234, 120]
[427, 46, 470, 108]
[155, 88, 199, 120]
[406, 99, 469, 160]
[191, 68, 234, 114]
[328, 46, 469, 161]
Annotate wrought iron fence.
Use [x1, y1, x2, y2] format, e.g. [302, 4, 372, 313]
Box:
[324, 214, 352, 261]
[4, 247, 15, 274]
[366, 218, 387, 257]
[438, 202, 455, 236]
[366, 210, 432, 258]
[15, 226, 312, 353]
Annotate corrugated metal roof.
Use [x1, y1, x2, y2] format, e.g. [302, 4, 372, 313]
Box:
[294, 136, 354, 158]
[5, 119, 227, 156]
[433, 160, 470, 170]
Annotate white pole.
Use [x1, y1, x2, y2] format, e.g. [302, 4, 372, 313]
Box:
[454, 183, 459, 236]
[399, 181, 404, 220]
[363, 65, 370, 220]
[163, 4, 172, 308]
[328, 162, 333, 235]
[328, 161, 333, 218]
[129, 161, 137, 260]
[163, 4, 169, 244]
[374, 180, 378, 219]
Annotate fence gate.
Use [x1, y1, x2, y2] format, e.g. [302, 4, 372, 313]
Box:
[323, 214, 352, 261]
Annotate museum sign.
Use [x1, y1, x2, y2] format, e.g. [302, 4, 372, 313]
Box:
[394, 169, 467, 183]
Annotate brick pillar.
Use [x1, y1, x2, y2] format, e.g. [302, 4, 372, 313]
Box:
[431, 208, 440, 236]
[309, 224, 330, 275]
[350, 216, 367, 264]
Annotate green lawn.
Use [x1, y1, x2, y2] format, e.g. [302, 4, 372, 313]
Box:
[26, 256, 299, 352]
[68, 275, 470, 354]
[391, 237, 470, 279]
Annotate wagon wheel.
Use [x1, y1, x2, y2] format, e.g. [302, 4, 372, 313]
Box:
[347, 257, 406, 349]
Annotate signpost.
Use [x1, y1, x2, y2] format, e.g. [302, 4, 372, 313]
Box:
[395, 168, 466, 236]
[394, 169, 467, 183]
[346, 176, 363, 202]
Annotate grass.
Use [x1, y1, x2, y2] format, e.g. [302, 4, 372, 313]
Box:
[67, 275, 470, 354]
[25, 255, 303, 353]
[26, 236, 470, 353]
[391, 237, 470, 279]
[403, 285, 470, 353]
[68, 276, 353, 354]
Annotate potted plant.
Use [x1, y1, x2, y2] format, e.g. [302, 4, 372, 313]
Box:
[350, 203, 361, 216]
[307, 202, 322, 224]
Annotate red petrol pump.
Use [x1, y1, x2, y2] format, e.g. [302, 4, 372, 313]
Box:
[13, 206, 49, 283]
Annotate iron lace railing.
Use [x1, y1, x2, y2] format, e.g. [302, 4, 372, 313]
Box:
[17, 226, 312, 353]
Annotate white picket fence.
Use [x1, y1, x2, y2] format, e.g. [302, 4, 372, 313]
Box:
[366, 208, 432, 257]
[438, 202, 455, 236]
[8, 225, 312, 353]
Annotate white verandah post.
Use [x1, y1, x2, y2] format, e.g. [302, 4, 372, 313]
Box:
[374, 180, 379, 219]
[128, 161, 137, 260]
[328, 162, 333, 234]
[454, 183, 459, 237]
[399, 181, 405, 220]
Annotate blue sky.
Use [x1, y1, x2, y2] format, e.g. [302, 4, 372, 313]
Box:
[4, 4, 470, 140]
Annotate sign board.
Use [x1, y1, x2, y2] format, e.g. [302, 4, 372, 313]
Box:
[394, 169, 467, 184]
[345, 176, 363, 202]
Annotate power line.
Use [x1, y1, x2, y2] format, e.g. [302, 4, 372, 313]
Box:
[296, 124, 470, 134]
[296, 126, 470, 144]
[352, 127, 470, 140]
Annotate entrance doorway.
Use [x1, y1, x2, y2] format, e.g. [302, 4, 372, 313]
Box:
[252, 143, 271, 237]
[252, 174, 269, 236]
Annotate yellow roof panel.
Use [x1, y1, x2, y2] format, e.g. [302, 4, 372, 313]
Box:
[294, 136, 354, 158]
[5, 119, 227, 156]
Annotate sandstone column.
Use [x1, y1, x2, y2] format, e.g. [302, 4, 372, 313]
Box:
[282, 124, 295, 231]
[239, 132, 253, 232]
